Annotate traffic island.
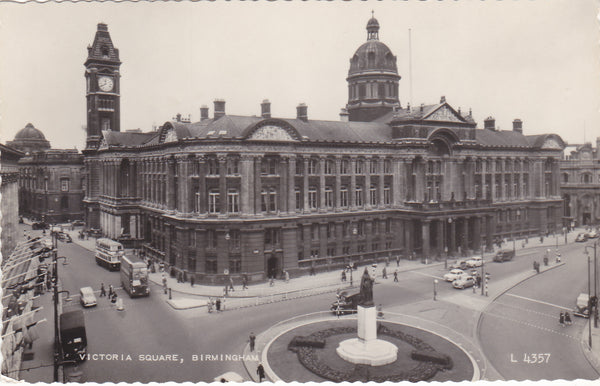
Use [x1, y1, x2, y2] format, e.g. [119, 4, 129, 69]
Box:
[267, 319, 473, 382]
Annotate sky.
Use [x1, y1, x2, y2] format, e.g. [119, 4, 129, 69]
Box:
[1, 0, 599, 150]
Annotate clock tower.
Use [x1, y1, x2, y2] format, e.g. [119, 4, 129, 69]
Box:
[84, 23, 121, 150]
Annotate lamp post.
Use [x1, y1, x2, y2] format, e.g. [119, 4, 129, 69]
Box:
[563, 227, 567, 245]
[481, 242, 486, 296]
[433, 279, 438, 301]
[585, 242, 598, 328]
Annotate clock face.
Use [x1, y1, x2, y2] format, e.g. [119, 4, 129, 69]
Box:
[98, 76, 114, 92]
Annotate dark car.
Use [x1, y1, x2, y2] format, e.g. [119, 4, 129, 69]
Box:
[32, 221, 49, 230]
[331, 291, 360, 315]
[57, 232, 73, 243]
[493, 249, 515, 262]
[576, 233, 589, 242]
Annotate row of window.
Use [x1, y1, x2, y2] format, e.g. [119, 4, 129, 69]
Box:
[302, 241, 395, 261]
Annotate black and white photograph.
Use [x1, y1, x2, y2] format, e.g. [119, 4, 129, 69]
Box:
[1, 0, 599, 383]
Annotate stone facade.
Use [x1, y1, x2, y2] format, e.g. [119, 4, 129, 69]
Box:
[18, 149, 85, 223]
[1, 144, 24, 259]
[561, 137, 600, 227]
[83, 18, 565, 284]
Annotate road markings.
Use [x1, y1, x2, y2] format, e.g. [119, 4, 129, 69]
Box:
[494, 301, 560, 320]
[483, 311, 578, 341]
[408, 271, 445, 280]
[505, 293, 569, 310]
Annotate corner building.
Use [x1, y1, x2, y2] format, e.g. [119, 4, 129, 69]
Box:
[84, 19, 565, 284]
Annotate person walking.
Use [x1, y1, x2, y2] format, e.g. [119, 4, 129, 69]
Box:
[242, 275, 248, 290]
[564, 311, 572, 325]
[393, 270, 398, 283]
[341, 270, 347, 283]
[190, 276, 195, 287]
[108, 285, 114, 298]
[249, 332, 256, 352]
[559, 312, 565, 327]
[382, 267, 388, 279]
[100, 283, 106, 297]
[207, 298, 213, 313]
[284, 270, 290, 283]
[396, 256, 400, 267]
[269, 277, 274, 287]
[229, 277, 235, 292]
[215, 298, 221, 312]
[256, 363, 266, 382]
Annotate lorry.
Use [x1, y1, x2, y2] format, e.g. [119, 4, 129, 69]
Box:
[59, 310, 87, 361]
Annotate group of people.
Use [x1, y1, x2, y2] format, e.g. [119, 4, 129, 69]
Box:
[206, 297, 225, 313]
[559, 311, 573, 327]
[99, 282, 118, 303]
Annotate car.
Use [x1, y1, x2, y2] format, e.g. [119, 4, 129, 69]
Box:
[573, 293, 590, 318]
[330, 290, 360, 315]
[575, 233, 588, 243]
[452, 276, 475, 289]
[443, 269, 465, 282]
[493, 249, 515, 262]
[79, 287, 97, 307]
[31, 221, 49, 230]
[585, 230, 599, 239]
[466, 256, 484, 268]
[57, 232, 73, 243]
[72, 220, 85, 227]
[449, 259, 469, 270]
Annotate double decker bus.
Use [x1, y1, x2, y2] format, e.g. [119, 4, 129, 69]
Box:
[120, 255, 150, 297]
[95, 238, 124, 271]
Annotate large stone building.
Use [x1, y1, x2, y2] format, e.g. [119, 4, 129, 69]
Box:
[10, 123, 85, 223]
[561, 138, 600, 227]
[1, 143, 24, 259]
[83, 19, 565, 284]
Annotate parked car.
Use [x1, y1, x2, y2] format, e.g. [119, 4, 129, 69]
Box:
[57, 232, 73, 243]
[330, 290, 360, 315]
[443, 269, 465, 282]
[493, 249, 515, 263]
[449, 259, 469, 270]
[79, 287, 97, 307]
[585, 230, 599, 239]
[31, 221, 49, 230]
[573, 293, 590, 318]
[452, 276, 475, 289]
[466, 256, 484, 268]
[575, 233, 588, 243]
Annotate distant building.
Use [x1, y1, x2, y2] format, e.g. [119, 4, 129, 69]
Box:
[83, 18, 565, 284]
[561, 137, 600, 227]
[7, 123, 50, 154]
[1, 143, 24, 258]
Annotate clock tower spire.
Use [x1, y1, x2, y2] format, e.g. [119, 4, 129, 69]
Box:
[84, 23, 121, 150]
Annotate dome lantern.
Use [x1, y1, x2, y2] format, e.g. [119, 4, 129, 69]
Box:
[367, 11, 380, 41]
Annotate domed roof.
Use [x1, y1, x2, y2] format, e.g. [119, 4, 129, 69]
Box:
[14, 123, 47, 140]
[348, 16, 398, 76]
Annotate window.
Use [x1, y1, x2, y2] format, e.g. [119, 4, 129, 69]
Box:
[355, 186, 364, 206]
[384, 185, 391, 205]
[265, 228, 281, 246]
[355, 160, 364, 174]
[207, 230, 217, 249]
[60, 196, 69, 209]
[207, 159, 219, 176]
[296, 160, 304, 175]
[310, 249, 320, 258]
[101, 118, 111, 131]
[343, 246, 350, 256]
[195, 192, 201, 212]
[324, 159, 334, 175]
[327, 222, 335, 239]
[227, 158, 239, 175]
[228, 258, 241, 274]
[357, 244, 366, 253]
[341, 159, 349, 175]
[343, 221, 350, 237]
[369, 185, 377, 205]
[311, 224, 319, 240]
[340, 186, 349, 207]
[372, 243, 379, 252]
[386, 241, 392, 250]
[261, 190, 268, 212]
[205, 259, 217, 274]
[227, 189, 239, 213]
[384, 159, 392, 174]
[208, 190, 220, 214]
[60, 179, 70, 192]
[295, 186, 302, 210]
[308, 186, 318, 209]
[325, 186, 333, 208]
[269, 188, 277, 212]
[369, 160, 378, 174]
[357, 220, 365, 236]
[386, 218, 392, 233]
[327, 247, 335, 257]
[308, 159, 318, 175]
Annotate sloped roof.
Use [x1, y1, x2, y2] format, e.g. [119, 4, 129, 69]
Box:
[475, 130, 565, 149]
[103, 131, 157, 147]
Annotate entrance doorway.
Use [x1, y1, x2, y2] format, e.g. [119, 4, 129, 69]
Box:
[267, 256, 279, 279]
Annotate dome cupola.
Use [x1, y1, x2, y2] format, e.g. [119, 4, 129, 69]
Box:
[7, 123, 51, 153]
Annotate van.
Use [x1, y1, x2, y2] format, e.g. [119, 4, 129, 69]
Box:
[59, 310, 87, 361]
[493, 249, 515, 262]
[331, 290, 360, 315]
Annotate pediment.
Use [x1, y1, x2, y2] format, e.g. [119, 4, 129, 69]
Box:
[425, 105, 464, 123]
[248, 125, 297, 142]
[164, 129, 178, 143]
[542, 138, 562, 150]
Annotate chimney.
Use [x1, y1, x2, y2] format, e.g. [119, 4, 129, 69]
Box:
[200, 105, 209, 121]
[214, 99, 226, 120]
[297, 103, 308, 122]
[440, 96, 446, 104]
[339, 108, 349, 122]
[261, 99, 271, 119]
[420, 103, 424, 113]
[513, 119, 523, 134]
[407, 103, 411, 112]
[484, 116, 496, 131]
[175, 113, 182, 122]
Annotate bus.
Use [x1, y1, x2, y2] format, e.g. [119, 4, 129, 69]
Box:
[120, 255, 150, 297]
[95, 238, 124, 271]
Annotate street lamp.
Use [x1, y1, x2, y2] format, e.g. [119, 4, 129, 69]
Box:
[433, 279, 438, 301]
[481, 242, 486, 296]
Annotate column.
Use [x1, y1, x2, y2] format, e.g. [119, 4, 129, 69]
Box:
[450, 219, 456, 253]
[350, 157, 356, 209]
[392, 157, 404, 206]
[490, 158, 497, 202]
[473, 216, 482, 251]
[303, 157, 309, 212]
[404, 219, 413, 256]
[518, 160, 524, 200]
[436, 220, 444, 256]
[364, 157, 371, 209]
[378, 158, 385, 208]
[486, 215, 494, 251]
[240, 155, 254, 216]
[280, 157, 288, 213]
[415, 159, 424, 202]
[218, 154, 227, 214]
[255, 156, 263, 214]
[178, 155, 191, 214]
[287, 155, 296, 214]
[319, 156, 326, 212]
[461, 217, 469, 252]
[197, 155, 207, 214]
[481, 158, 488, 200]
[421, 220, 431, 258]
[334, 156, 341, 211]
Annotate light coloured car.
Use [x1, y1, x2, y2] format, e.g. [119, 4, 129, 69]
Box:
[466, 256, 483, 268]
[452, 276, 475, 289]
[586, 230, 599, 239]
[443, 269, 465, 282]
[575, 233, 588, 243]
[79, 287, 97, 307]
[449, 259, 469, 270]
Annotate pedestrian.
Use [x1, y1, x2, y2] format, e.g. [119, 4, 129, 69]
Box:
[565, 311, 572, 325]
[111, 292, 117, 304]
[256, 363, 266, 382]
[559, 312, 565, 327]
[242, 275, 248, 290]
[108, 285, 114, 298]
[100, 283, 106, 297]
[249, 332, 256, 352]
[393, 270, 398, 282]
[190, 276, 195, 287]
[341, 270, 347, 283]
[162, 273, 167, 287]
[207, 297, 213, 313]
[229, 276, 235, 292]
[269, 277, 274, 287]
[310, 266, 315, 276]
[396, 256, 400, 267]
[224, 285, 229, 297]
[556, 253, 561, 263]
[216, 298, 221, 312]
[285, 270, 290, 283]
[221, 297, 226, 311]
[382, 267, 388, 279]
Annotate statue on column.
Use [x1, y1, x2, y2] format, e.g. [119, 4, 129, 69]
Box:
[359, 267, 374, 307]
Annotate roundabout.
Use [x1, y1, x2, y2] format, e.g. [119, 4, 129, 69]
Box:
[265, 318, 475, 382]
